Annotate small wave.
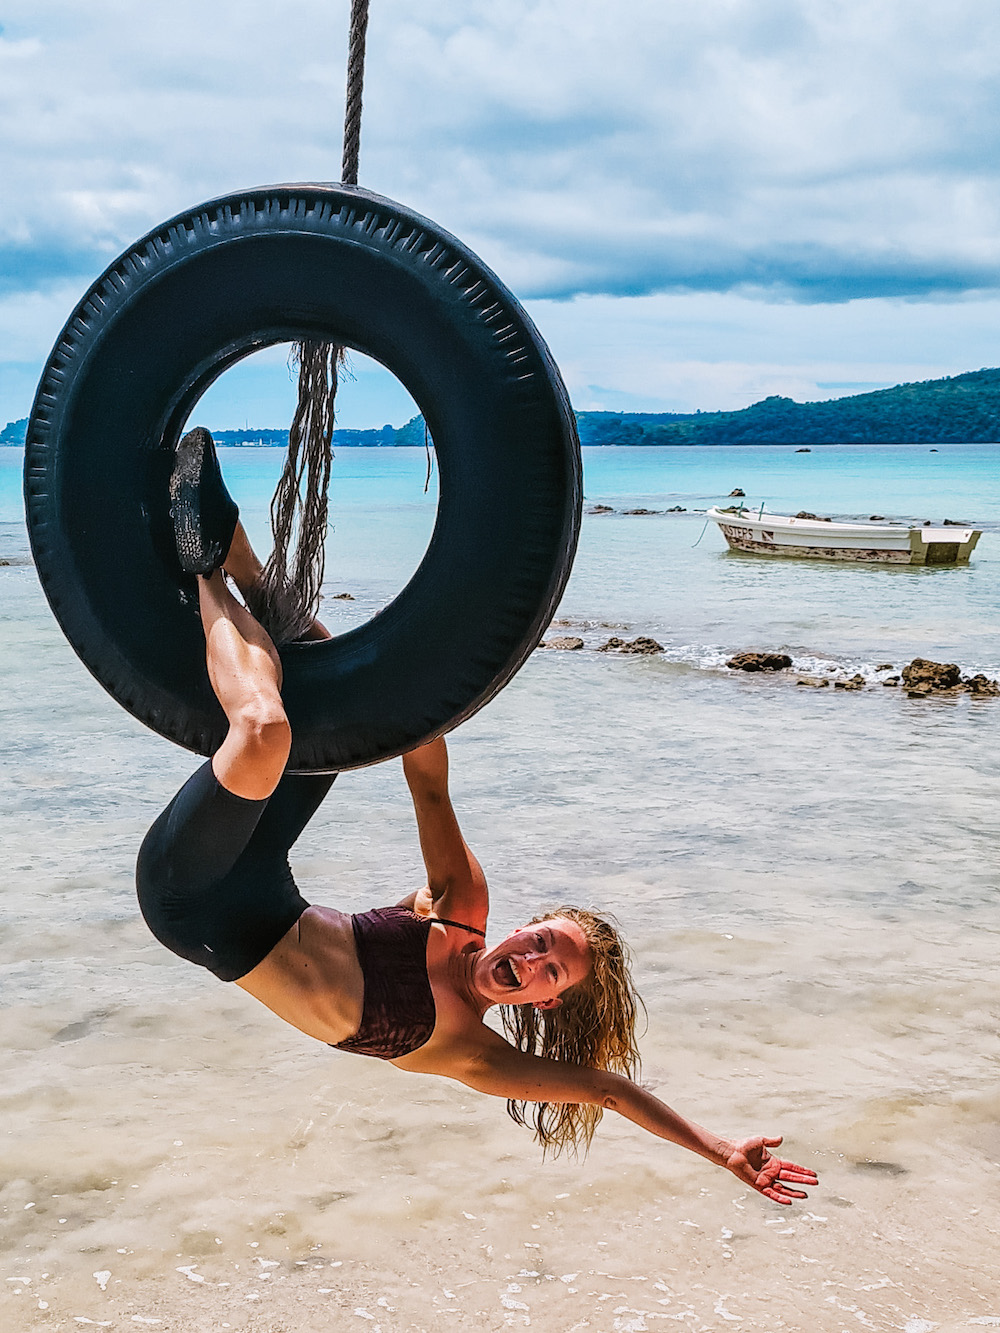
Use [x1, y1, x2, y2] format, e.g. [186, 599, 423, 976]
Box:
[541, 627, 1000, 682]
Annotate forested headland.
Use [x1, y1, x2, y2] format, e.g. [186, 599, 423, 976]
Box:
[574, 367, 1000, 445]
[4, 366, 1000, 446]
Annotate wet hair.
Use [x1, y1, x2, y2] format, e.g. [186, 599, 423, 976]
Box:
[499, 906, 643, 1156]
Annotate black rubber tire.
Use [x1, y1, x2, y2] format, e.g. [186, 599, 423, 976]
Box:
[24, 184, 581, 771]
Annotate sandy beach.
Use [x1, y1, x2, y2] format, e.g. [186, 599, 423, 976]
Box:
[2, 444, 1000, 1330]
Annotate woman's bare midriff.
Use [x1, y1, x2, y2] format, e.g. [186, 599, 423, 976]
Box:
[235, 905, 365, 1045]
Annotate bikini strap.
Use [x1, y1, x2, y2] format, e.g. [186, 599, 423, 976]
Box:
[431, 915, 486, 939]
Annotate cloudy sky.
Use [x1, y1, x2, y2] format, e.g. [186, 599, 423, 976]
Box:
[3, 0, 1000, 427]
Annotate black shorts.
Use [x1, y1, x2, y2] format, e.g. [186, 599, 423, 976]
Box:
[136, 762, 336, 981]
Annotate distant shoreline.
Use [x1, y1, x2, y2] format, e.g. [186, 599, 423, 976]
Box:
[4, 365, 1000, 446]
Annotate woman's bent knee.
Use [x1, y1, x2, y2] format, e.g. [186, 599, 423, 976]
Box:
[214, 701, 292, 799]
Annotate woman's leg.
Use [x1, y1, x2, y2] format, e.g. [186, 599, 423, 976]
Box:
[198, 568, 291, 800]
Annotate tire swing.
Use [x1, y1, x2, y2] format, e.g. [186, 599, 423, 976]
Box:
[24, 185, 582, 772]
[23, 1, 581, 773]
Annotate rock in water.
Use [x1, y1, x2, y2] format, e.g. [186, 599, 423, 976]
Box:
[598, 636, 664, 655]
[835, 674, 866, 691]
[544, 637, 584, 651]
[964, 673, 1000, 697]
[726, 651, 792, 672]
[901, 658, 961, 693]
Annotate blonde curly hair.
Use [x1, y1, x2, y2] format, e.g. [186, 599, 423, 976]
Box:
[500, 906, 643, 1156]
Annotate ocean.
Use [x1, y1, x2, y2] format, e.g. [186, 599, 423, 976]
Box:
[1, 442, 999, 1331]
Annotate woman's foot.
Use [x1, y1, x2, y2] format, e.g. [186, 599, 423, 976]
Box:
[170, 427, 240, 575]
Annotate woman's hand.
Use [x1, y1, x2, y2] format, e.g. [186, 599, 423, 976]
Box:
[720, 1135, 818, 1205]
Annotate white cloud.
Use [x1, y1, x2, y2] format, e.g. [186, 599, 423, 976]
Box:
[3, 0, 1000, 295]
[2, 1, 999, 422]
[528, 289, 1000, 412]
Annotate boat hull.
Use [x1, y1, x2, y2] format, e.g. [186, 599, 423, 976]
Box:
[707, 510, 981, 565]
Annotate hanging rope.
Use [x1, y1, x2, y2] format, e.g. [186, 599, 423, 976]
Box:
[342, 0, 370, 186]
[245, 343, 344, 643]
[258, 0, 371, 643]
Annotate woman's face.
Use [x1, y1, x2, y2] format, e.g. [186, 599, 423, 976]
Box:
[475, 917, 591, 1009]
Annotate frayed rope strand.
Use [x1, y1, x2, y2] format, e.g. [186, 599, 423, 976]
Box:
[244, 342, 344, 643]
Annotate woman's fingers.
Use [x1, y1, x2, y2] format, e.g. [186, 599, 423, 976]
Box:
[775, 1161, 819, 1184]
[762, 1179, 810, 1201]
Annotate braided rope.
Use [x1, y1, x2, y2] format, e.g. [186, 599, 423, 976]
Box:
[245, 343, 342, 643]
[265, 0, 371, 642]
[342, 0, 370, 186]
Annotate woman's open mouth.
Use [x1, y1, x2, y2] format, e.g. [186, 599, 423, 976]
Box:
[494, 957, 521, 989]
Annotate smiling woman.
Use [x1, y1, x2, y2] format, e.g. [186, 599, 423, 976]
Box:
[131, 426, 820, 1205]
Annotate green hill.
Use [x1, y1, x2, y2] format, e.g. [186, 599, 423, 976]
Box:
[1, 417, 27, 444]
[5, 367, 1000, 446]
[575, 367, 1000, 445]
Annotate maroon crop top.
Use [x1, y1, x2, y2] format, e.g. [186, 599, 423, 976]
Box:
[333, 906, 484, 1060]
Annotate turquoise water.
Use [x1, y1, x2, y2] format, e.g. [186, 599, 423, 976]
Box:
[10, 441, 996, 671]
[2, 442, 1000, 1329]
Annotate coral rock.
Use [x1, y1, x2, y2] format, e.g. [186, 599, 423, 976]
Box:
[964, 673, 1000, 697]
[726, 651, 792, 672]
[835, 674, 866, 691]
[901, 658, 961, 692]
[599, 636, 664, 655]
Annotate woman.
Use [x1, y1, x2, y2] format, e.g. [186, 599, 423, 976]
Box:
[137, 428, 818, 1205]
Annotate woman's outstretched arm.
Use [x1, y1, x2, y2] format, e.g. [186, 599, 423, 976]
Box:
[398, 737, 488, 925]
[446, 1035, 817, 1205]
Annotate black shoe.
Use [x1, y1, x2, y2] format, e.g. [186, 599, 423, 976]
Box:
[169, 427, 239, 575]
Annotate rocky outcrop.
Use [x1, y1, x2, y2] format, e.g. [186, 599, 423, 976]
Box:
[543, 636, 584, 650]
[623, 508, 659, 515]
[896, 658, 1000, 698]
[964, 673, 1000, 697]
[726, 651, 792, 672]
[729, 488, 745, 497]
[796, 676, 830, 688]
[835, 674, 866, 691]
[598, 636, 664, 655]
[330, 591, 355, 600]
[587, 505, 614, 514]
[901, 658, 962, 694]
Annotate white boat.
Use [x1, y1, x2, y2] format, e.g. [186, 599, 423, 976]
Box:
[705, 505, 981, 565]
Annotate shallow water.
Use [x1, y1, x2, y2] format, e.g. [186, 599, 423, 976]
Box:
[1, 444, 999, 1330]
